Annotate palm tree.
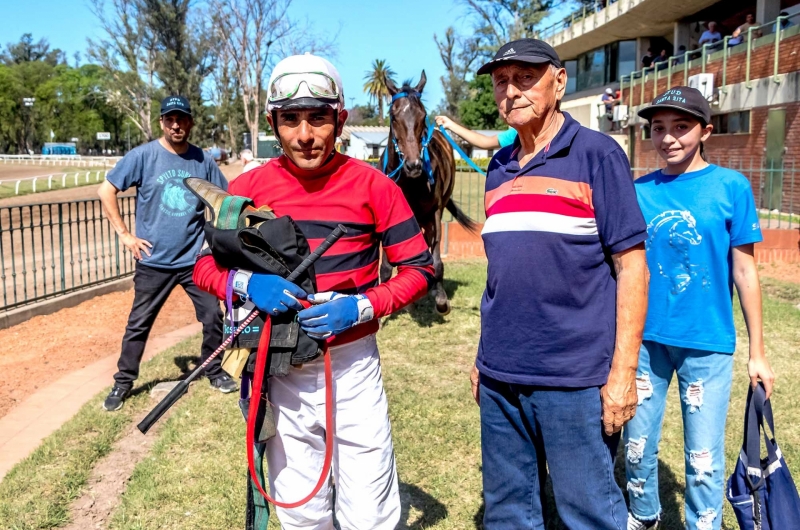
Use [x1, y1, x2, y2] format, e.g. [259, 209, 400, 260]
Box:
[363, 59, 397, 126]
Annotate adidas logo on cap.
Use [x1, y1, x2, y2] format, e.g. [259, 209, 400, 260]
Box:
[503, 47, 516, 56]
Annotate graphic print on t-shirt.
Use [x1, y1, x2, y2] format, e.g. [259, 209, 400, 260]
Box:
[157, 169, 195, 217]
[646, 210, 710, 295]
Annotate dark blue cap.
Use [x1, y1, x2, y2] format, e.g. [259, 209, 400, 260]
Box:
[160, 95, 192, 117]
[638, 86, 711, 125]
[477, 38, 562, 75]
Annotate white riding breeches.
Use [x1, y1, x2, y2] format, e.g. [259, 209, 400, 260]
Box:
[266, 333, 401, 530]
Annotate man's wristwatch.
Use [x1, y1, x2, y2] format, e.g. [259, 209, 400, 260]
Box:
[232, 269, 253, 301]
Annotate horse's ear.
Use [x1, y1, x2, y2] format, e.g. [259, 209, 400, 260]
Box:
[385, 75, 399, 96]
[415, 70, 427, 93]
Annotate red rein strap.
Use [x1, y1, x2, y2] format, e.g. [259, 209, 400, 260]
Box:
[246, 316, 334, 509]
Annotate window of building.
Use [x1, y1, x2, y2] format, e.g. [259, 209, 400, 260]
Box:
[566, 40, 635, 94]
[711, 111, 751, 134]
[642, 125, 651, 140]
[577, 48, 606, 92]
[565, 60, 577, 95]
[617, 40, 637, 80]
[371, 145, 380, 158]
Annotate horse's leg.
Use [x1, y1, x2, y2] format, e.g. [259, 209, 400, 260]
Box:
[379, 248, 393, 284]
[431, 209, 449, 315]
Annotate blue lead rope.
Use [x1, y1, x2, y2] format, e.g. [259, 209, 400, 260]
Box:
[435, 124, 487, 176]
[382, 91, 487, 183]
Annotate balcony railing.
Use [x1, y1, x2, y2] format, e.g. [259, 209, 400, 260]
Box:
[620, 13, 800, 107]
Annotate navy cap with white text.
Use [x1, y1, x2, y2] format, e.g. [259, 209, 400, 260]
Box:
[160, 95, 192, 117]
[638, 86, 711, 125]
[477, 39, 562, 75]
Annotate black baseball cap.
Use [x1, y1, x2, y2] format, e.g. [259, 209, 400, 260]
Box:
[638, 87, 711, 125]
[160, 95, 192, 117]
[477, 38, 562, 75]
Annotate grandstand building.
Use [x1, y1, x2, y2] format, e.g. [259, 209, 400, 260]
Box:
[538, 0, 800, 217]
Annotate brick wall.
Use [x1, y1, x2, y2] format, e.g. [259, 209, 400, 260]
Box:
[443, 223, 800, 264]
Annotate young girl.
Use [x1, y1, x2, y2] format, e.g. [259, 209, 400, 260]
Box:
[625, 87, 775, 530]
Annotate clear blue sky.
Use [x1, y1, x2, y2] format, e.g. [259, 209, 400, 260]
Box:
[0, 0, 572, 110]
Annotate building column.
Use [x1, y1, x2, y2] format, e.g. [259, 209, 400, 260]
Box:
[673, 21, 692, 51]
[756, 0, 780, 25]
[635, 37, 651, 64]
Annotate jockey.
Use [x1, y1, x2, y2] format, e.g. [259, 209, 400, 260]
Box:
[193, 53, 435, 529]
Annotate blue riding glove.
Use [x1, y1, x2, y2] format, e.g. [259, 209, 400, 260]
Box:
[238, 271, 307, 315]
[297, 292, 374, 339]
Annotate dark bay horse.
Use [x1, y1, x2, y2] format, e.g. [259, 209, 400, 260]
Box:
[380, 71, 477, 315]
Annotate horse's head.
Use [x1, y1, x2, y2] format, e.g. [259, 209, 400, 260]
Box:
[386, 71, 428, 179]
[673, 211, 702, 245]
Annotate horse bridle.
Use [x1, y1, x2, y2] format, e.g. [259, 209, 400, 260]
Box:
[381, 91, 436, 186]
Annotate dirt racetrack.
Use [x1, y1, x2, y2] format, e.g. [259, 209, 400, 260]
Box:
[0, 286, 197, 418]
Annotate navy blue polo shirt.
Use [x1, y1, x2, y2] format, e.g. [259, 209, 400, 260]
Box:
[477, 112, 647, 387]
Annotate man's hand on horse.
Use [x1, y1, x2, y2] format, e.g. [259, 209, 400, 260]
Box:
[121, 233, 152, 261]
[297, 292, 374, 339]
[246, 273, 307, 315]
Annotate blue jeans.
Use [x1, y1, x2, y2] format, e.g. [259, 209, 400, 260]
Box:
[480, 374, 628, 530]
[623, 341, 734, 530]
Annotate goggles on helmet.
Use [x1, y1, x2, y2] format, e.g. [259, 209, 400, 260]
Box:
[268, 72, 340, 103]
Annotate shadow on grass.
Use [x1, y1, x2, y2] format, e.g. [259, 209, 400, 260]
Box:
[470, 442, 684, 529]
[126, 355, 201, 400]
[399, 481, 448, 529]
[385, 278, 469, 328]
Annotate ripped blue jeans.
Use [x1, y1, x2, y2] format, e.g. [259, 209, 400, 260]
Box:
[623, 341, 733, 530]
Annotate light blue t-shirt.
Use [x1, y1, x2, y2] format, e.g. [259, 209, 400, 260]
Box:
[107, 140, 228, 270]
[635, 165, 762, 353]
[496, 128, 518, 148]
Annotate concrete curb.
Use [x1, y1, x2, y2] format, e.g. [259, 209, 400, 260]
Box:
[0, 277, 134, 331]
[0, 322, 201, 482]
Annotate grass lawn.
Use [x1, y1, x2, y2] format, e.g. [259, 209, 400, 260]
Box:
[1, 261, 800, 529]
[0, 167, 109, 199]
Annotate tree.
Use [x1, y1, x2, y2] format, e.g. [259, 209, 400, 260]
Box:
[434, 0, 554, 120]
[139, 0, 215, 138]
[362, 59, 396, 126]
[210, 0, 335, 145]
[2, 34, 64, 66]
[87, 0, 160, 141]
[346, 103, 379, 126]
[434, 28, 481, 120]
[458, 74, 506, 130]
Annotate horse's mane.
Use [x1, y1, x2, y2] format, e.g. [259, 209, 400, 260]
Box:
[400, 81, 423, 104]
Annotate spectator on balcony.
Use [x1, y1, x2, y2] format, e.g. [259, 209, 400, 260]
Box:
[641, 48, 655, 68]
[774, 11, 794, 32]
[698, 21, 723, 50]
[601, 88, 617, 113]
[674, 45, 688, 64]
[729, 14, 761, 46]
[653, 49, 670, 70]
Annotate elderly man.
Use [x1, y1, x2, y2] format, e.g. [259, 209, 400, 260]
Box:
[471, 39, 649, 529]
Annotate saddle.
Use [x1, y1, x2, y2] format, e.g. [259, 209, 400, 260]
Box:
[185, 178, 324, 376]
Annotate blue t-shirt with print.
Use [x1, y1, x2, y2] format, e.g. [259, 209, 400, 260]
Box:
[106, 140, 228, 270]
[496, 128, 517, 148]
[635, 164, 762, 353]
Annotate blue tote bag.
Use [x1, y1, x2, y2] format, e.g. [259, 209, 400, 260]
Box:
[726, 383, 800, 530]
